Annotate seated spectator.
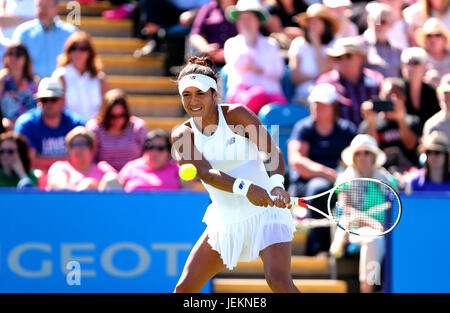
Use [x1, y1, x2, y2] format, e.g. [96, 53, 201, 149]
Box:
[416, 17, 450, 88]
[52, 31, 109, 121]
[86, 89, 148, 172]
[119, 129, 183, 192]
[288, 83, 357, 256]
[330, 134, 396, 293]
[0, 0, 35, 40]
[323, 0, 358, 39]
[134, 0, 209, 75]
[378, 0, 410, 49]
[14, 78, 84, 172]
[0, 131, 37, 188]
[407, 130, 450, 191]
[400, 47, 441, 127]
[360, 77, 422, 173]
[264, 0, 307, 51]
[288, 3, 339, 104]
[189, 0, 238, 69]
[363, 2, 403, 78]
[403, 0, 450, 46]
[46, 126, 121, 191]
[224, 0, 287, 115]
[12, 0, 77, 79]
[423, 73, 450, 140]
[317, 36, 384, 126]
[0, 42, 37, 127]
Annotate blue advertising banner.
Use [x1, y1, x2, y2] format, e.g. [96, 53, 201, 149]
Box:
[391, 192, 450, 293]
[0, 190, 212, 293]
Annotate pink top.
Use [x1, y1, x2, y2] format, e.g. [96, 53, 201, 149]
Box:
[47, 160, 116, 188]
[85, 116, 148, 171]
[119, 158, 181, 192]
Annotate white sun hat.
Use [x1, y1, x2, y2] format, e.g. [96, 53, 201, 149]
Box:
[341, 134, 387, 167]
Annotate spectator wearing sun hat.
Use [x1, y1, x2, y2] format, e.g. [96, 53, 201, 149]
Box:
[288, 3, 340, 103]
[288, 83, 357, 256]
[323, 0, 358, 39]
[316, 36, 384, 126]
[223, 0, 287, 115]
[416, 17, 450, 88]
[407, 130, 450, 192]
[400, 46, 441, 127]
[423, 73, 450, 141]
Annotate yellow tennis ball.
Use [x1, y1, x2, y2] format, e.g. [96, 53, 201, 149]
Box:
[179, 163, 197, 181]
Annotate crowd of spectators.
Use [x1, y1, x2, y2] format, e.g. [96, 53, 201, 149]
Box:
[0, 0, 449, 292]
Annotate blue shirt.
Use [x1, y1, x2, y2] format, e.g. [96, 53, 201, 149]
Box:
[288, 117, 357, 183]
[13, 17, 77, 79]
[409, 169, 450, 192]
[14, 108, 85, 157]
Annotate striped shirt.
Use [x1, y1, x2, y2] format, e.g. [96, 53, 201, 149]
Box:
[317, 68, 384, 126]
[86, 116, 148, 171]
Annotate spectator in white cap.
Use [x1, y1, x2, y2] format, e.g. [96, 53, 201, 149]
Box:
[223, 0, 287, 115]
[323, 0, 358, 39]
[13, 77, 85, 171]
[400, 46, 441, 126]
[363, 2, 403, 78]
[330, 133, 396, 293]
[423, 73, 450, 140]
[288, 83, 357, 256]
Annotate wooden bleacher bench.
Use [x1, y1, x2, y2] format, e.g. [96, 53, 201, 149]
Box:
[93, 37, 147, 54]
[61, 16, 132, 37]
[213, 278, 347, 293]
[59, 1, 116, 16]
[143, 117, 187, 132]
[128, 95, 183, 116]
[107, 75, 177, 94]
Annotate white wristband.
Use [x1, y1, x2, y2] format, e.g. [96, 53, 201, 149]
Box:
[232, 178, 253, 196]
[269, 174, 285, 190]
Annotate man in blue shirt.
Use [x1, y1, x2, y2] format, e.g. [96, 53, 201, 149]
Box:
[12, 0, 77, 79]
[14, 78, 85, 171]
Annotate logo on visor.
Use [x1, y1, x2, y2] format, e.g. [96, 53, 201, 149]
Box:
[190, 75, 196, 80]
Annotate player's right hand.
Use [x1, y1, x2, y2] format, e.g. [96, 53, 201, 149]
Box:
[247, 184, 275, 207]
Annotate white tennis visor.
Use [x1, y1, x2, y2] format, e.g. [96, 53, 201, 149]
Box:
[178, 74, 218, 95]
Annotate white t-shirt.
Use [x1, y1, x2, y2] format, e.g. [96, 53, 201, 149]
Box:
[52, 64, 102, 121]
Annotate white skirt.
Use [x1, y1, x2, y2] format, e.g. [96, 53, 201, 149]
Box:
[203, 204, 296, 270]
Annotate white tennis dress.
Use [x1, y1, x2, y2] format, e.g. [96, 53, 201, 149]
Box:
[190, 104, 296, 270]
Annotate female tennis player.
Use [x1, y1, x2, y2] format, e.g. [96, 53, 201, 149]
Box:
[171, 56, 299, 293]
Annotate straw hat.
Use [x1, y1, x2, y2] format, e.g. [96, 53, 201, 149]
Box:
[293, 3, 340, 35]
[341, 134, 387, 167]
[327, 36, 368, 57]
[416, 17, 450, 47]
[226, 0, 269, 25]
[419, 131, 450, 154]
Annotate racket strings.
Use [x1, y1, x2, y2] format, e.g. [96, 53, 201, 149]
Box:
[330, 180, 400, 235]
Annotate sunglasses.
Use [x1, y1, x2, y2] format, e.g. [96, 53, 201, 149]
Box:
[144, 144, 168, 152]
[334, 54, 353, 61]
[426, 33, 444, 39]
[355, 150, 373, 156]
[425, 150, 444, 156]
[69, 45, 90, 52]
[40, 97, 59, 104]
[0, 148, 16, 155]
[70, 141, 91, 149]
[406, 58, 422, 66]
[110, 113, 127, 119]
[7, 50, 25, 57]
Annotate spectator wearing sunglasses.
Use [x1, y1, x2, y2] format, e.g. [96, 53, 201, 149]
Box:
[119, 129, 183, 192]
[14, 77, 84, 171]
[316, 36, 384, 126]
[0, 42, 38, 128]
[85, 89, 148, 171]
[400, 47, 441, 127]
[46, 126, 121, 191]
[416, 18, 450, 89]
[423, 73, 450, 141]
[52, 31, 109, 121]
[0, 131, 37, 188]
[12, 0, 77, 79]
[406, 130, 450, 192]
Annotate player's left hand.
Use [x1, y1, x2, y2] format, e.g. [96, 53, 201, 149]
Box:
[270, 187, 292, 209]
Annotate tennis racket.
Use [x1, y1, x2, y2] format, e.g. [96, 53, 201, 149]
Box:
[284, 178, 402, 237]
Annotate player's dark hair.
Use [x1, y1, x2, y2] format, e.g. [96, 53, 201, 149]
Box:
[177, 56, 218, 83]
